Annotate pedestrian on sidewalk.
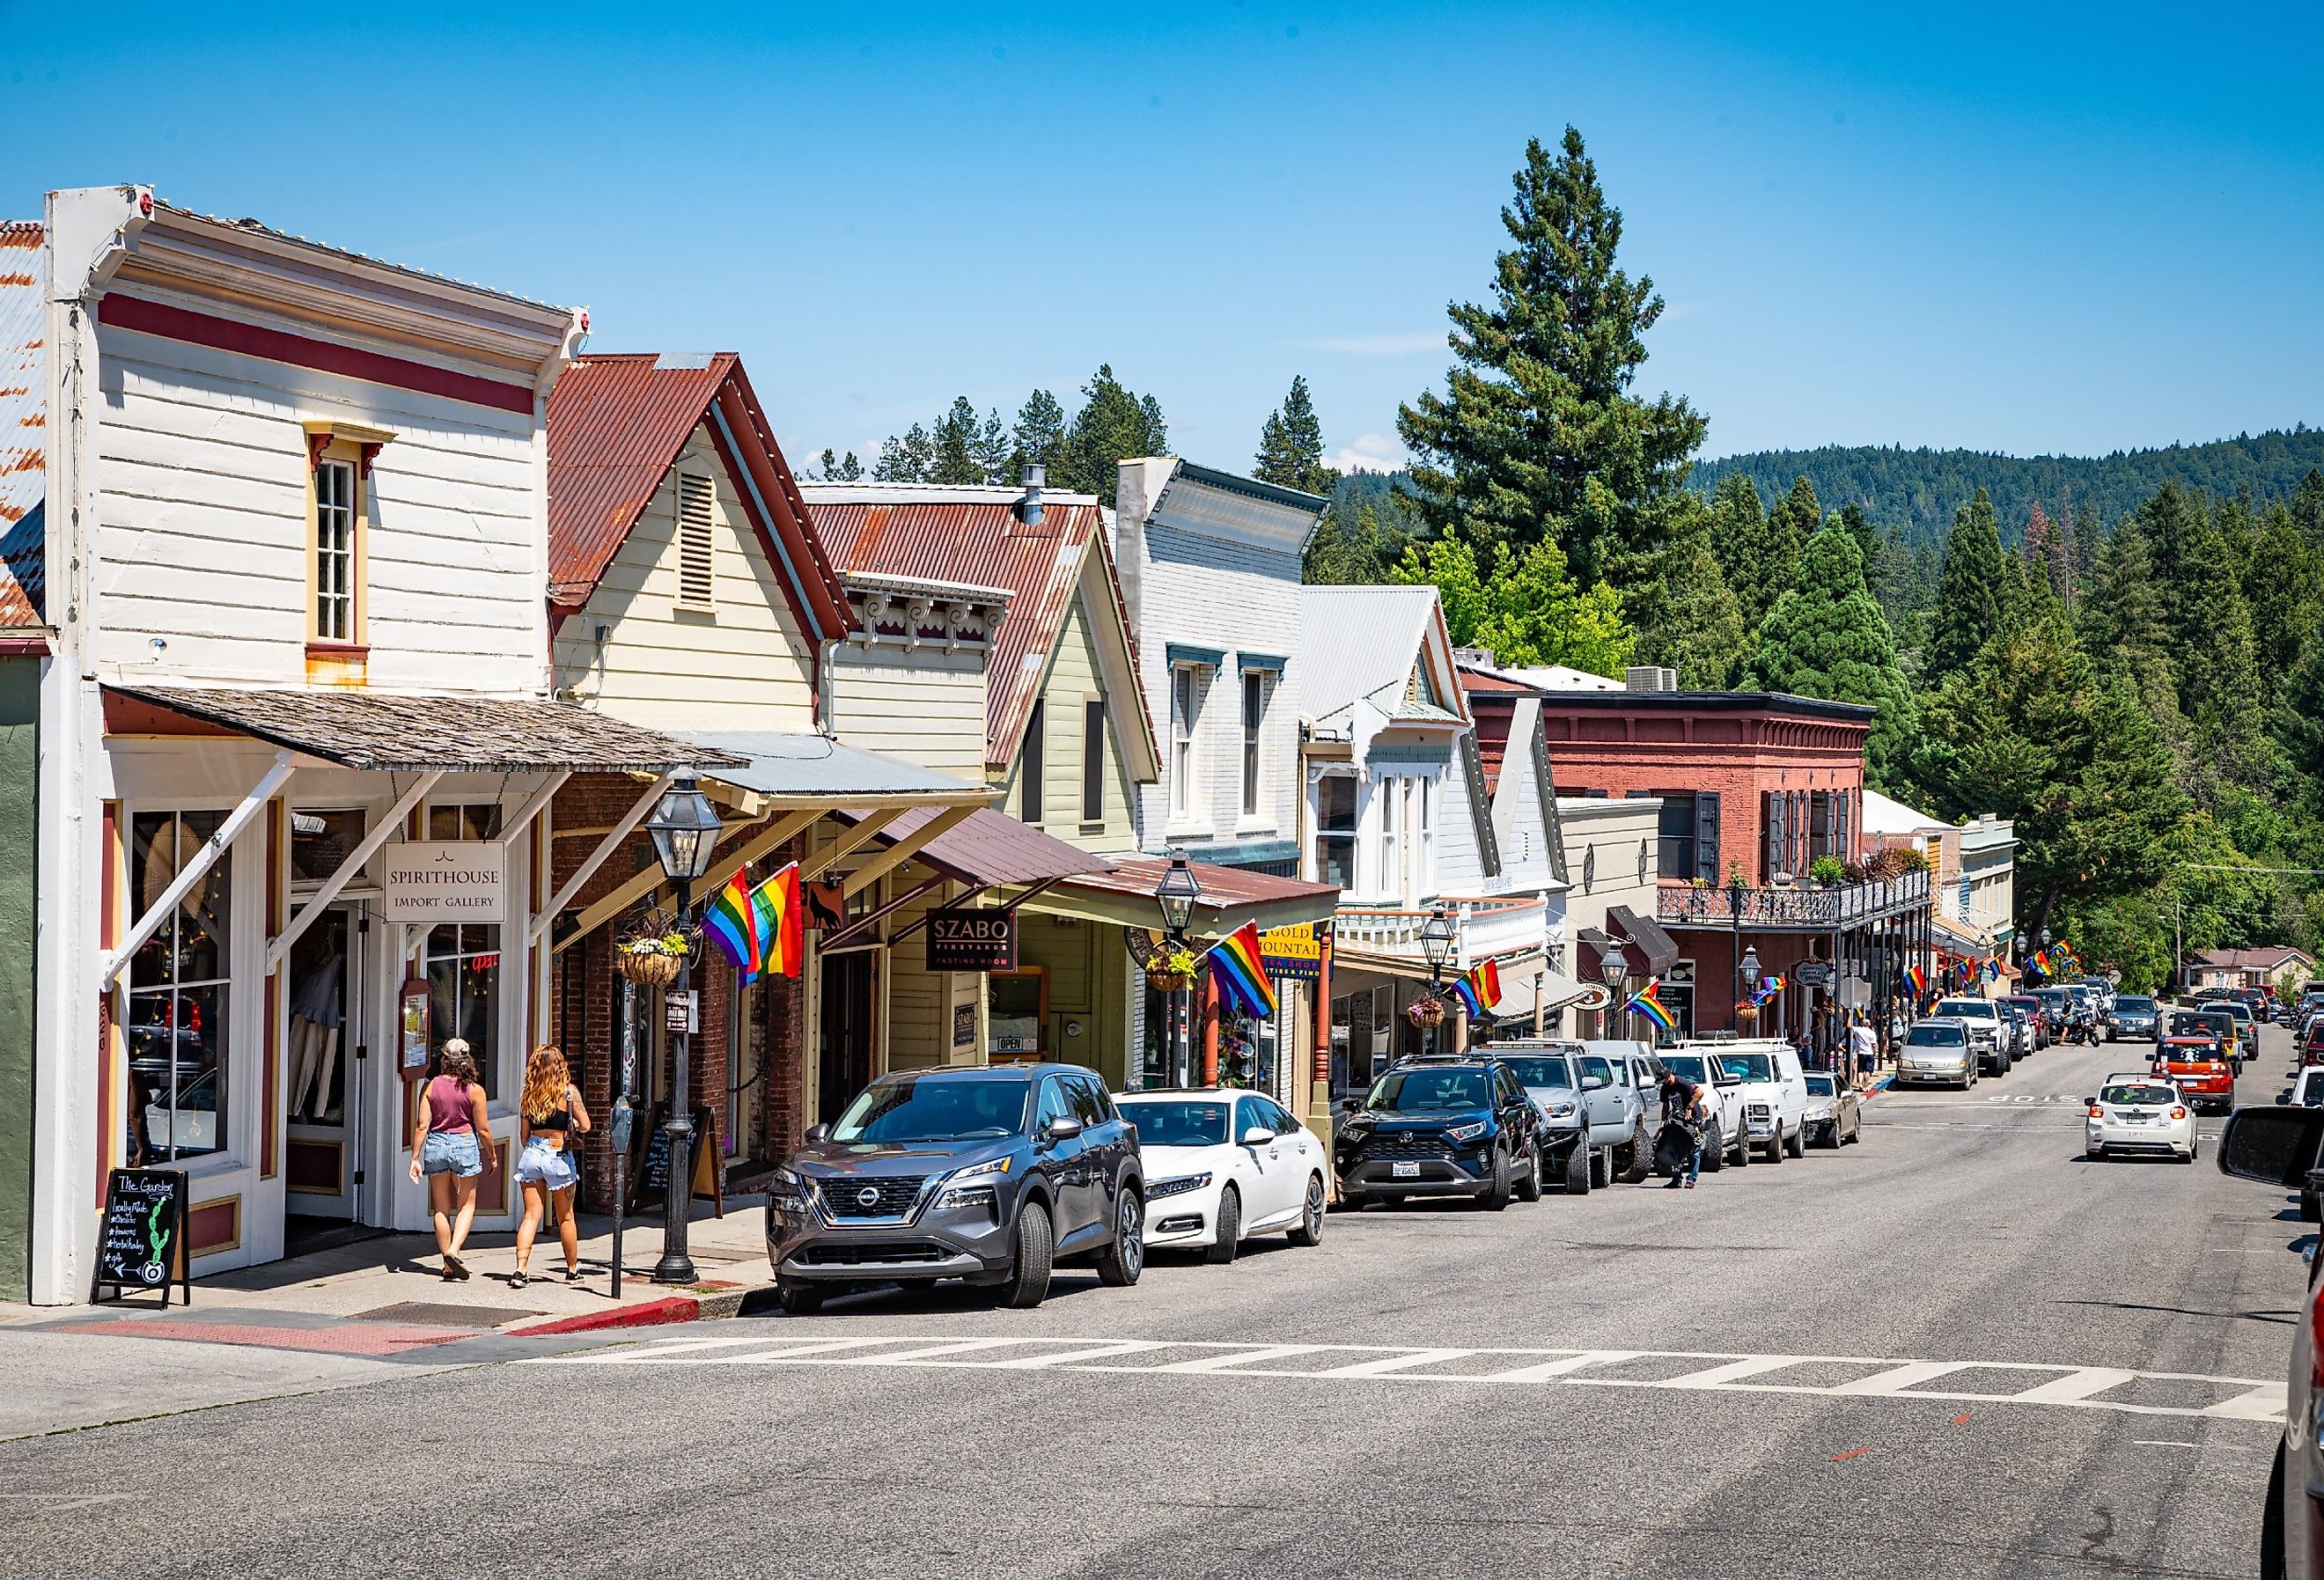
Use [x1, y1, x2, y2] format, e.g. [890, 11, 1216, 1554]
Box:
[512, 1043, 592, 1289]
[408, 1040, 494, 1281]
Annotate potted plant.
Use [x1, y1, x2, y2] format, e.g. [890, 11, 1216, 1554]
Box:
[614, 926, 692, 987]
[1810, 855, 1847, 887]
[1407, 995, 1446, 1029]
[1145, 944, 1199, 993]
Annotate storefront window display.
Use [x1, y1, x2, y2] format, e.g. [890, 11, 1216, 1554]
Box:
[127, 810, 232, 1161]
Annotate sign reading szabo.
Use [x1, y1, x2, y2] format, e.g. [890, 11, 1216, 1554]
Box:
[926, 908, 1016, 972]
[383, 841, 506, 923]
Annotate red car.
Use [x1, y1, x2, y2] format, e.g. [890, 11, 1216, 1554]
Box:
[2302, 1019, 2324, 1068]
[2151, 1035, 2235, 1113]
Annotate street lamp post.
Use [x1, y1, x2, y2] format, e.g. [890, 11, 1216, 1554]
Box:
[644, 771, 724, 1286]
[1599, 949, 1629, 1041]
[1739, 944, 1762, 1034]
[1420, 906, 1457, 1057]
[1154, 849, 1202, 1087]
[1728, 874, 1751, 1033]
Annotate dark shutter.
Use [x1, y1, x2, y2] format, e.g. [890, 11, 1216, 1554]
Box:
[1761, 790, 1780, 880]
[1695, 790, 1721, 883]
[1082, 698, 1107, 824]
[1020, 700, 1045, 824]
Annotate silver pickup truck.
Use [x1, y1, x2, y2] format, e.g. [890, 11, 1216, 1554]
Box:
[1579, 1039, 1665, 1185]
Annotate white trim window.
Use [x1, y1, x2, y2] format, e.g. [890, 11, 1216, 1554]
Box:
[1417, 774, 1435, 897]
[1170, 663, 1208, 820]
[313, 458, 358, 643]
[1378, 777, 1403, 904]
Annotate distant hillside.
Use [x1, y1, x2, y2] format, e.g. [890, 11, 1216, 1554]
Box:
[1691, 427, 2324, 545]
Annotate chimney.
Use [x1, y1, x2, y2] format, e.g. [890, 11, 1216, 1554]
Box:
[1019, 463, 1045, 527]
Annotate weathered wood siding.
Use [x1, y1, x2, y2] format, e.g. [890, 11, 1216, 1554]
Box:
[92, 320, 544, 692]
[554, 425, 818, 730]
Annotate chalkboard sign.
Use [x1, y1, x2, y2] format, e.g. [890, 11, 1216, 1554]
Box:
[94, 1168, 190, 1306]
[629, 1104, 724, 1217]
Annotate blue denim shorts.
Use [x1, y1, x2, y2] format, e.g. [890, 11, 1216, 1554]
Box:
[421, 1130, 483, 1178]
[515, 1137, 578, 1190]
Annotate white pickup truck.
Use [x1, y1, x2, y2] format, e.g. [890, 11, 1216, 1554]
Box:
[1653, 1046, 1755, 1171]
[1697, 1037, 1812, 1162]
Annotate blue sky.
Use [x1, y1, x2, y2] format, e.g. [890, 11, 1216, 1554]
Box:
[7, 3, 2320, 474]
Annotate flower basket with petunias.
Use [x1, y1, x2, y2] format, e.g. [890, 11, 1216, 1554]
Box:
[1407, 995, 1446, 1029]
[615, 928, 692, 987]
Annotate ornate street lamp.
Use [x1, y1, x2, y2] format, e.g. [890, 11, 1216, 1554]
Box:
[644, 771, 723, 1285]
[1599, 945, 1629, 1041]
[1729, 872, 1753, 1033]
[1419, 905, 1457, 1056]
[1154, 849, 1202, 1085]
[1740, 945, 1762, 993]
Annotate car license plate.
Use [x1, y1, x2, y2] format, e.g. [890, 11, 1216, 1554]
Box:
[1390, 1161, 1420, 1179]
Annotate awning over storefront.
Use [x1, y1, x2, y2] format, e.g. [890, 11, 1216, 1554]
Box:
[1028, 857, 1339, 941]
[1486, 960, 1592, 1021]
[683, 730, 989, 810]
[1606, 904, 1680, 975]
[107, 684, 735, 773]
[827, 805, 1112, 888]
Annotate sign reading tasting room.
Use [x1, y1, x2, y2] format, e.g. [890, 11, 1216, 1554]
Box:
[383, 841, 507, 923]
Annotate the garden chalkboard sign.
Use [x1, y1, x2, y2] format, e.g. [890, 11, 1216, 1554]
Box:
[94, 1168, 191, 1306]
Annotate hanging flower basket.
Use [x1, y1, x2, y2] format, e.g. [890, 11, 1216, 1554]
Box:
[615, 927, 692, 987]
[1145, 944, 1200, 995]
[1408, 996, 1446, 1030]
[1145, 970, 1195, 993]
[1734, 1002, 1761, 1026]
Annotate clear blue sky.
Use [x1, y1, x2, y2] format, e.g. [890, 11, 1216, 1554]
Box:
[7, 3, 2320, 474]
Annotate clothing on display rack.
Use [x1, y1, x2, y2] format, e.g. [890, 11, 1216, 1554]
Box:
[289, 950, 345, 1123]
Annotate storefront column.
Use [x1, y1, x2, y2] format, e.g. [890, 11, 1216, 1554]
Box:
[1199, 973, 1219, 1085]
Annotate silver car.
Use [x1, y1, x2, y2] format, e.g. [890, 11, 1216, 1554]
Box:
[1897, 1017, 1977, 1089]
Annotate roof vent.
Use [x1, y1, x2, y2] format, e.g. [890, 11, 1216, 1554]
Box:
[1624, 665, 1678, 692]
[1019, 463, 1045, 527]
[1452, 646, 1496, 670]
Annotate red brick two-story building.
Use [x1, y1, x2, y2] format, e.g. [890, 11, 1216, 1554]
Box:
[1534, 680, 1932, 1042]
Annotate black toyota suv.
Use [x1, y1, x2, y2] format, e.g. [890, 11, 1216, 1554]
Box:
[1334, 1055, 1543, 1210]
[767, 1064, 1144, 1313]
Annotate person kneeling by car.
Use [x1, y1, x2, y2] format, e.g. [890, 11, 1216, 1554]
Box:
[1658, 1070, 1709, 1190]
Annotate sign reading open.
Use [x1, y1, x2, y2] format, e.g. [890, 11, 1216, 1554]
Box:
[383, 841, 507, 923]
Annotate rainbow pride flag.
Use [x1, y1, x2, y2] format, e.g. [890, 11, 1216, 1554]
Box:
[1621, 981, 1678, 1032]
[1206, 922, 1276, 1018]
[752, 863, 803, 981]
[703, 867, 761, 979]
[1448, 958, 1501, 1018]
[1753, 973, 1786, 1005]
[1906, 962, 1929, 996]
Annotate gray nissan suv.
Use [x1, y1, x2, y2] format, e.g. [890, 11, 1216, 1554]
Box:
[767, 1064, 1144, 1312]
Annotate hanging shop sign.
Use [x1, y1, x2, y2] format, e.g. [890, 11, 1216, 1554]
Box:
[927, 908, 1016, 972]
[664, 989, 699, 1034]
[383, 841, 506, 923]
[1259, 922, 1325, 981]
[1793, 960, 1835, 988]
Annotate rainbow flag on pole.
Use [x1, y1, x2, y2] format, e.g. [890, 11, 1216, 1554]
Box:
[752, 863, 803, 981]
[1448, 958, 1503, 1019]
[1621, 981, 1678, 1032]
[1206, 922, 1276, 1018]
[1753, 973, 1786, 1006]
[703, 867, 761, 979]
[1906, 962, 1929, 996]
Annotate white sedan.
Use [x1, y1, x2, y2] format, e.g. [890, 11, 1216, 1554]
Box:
[1114, 1090, 1328, 1263]
[2085, 1075, 2197, 1163]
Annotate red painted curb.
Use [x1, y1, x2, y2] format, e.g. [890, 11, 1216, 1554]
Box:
[506, 1296, 701, 1337]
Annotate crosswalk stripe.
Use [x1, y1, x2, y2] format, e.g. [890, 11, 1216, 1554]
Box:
[1828, 1361, 1969, 1395]
[1315, 1348, 1478, 1378]
[2009, 1368, 2141, 1404]
[1475, 1350, 1641, 1382]
[1651, 1356, 1803, 1389]
[987, 1341, 1173, 1369]
[1144, 1344, 1329, 1373]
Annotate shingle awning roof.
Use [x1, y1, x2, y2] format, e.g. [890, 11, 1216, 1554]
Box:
[106, 685, 739, 774]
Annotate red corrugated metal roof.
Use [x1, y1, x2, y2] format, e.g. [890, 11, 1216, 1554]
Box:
[833, 804, 1112, 887]
[546, 354, 849, 642]
[1057, 856, 1340, 921]
[808, 490, 1153, 772]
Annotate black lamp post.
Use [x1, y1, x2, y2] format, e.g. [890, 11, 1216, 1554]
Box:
[1740, 944, 1762, 1033]
[1599, 947, 1629, 1040]
[1155, 849, 1202, 1086]
[644, 770, 724, 1285]
[1420, 905, 1457, 1056]
[1728, 873, 1752, 1032]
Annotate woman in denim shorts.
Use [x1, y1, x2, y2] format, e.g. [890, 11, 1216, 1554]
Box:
[511, 1044, 592, 1290]
[407, 1040, 495, 1280]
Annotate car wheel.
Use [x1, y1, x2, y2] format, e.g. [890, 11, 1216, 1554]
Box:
[1619, 1136, 1652, 1184]
[1203, 1187, 1241, 1265]
[999, 1199, 1055, 1308]
[2085, 1146, 2105, 1161]
[1095, 1187, 1145, 1286]
[1701, 1122, 1725, 1173]
[1561, 1141, 1591, 1196]
[1785, 1123, 1806, 1159]
[1289, 1173, 1327, 1246]
[1516, 1147, 1544, 1202]
[776, 1279, 825, 1316]
[1588, 1146, 1610, 1189]
[2263, 1443, 2289, 1580]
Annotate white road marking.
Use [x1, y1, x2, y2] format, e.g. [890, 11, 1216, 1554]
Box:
[533, 1336, 2286, 1422]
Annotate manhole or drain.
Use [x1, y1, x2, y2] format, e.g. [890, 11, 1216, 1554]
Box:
[351, 1302, 544, 1327]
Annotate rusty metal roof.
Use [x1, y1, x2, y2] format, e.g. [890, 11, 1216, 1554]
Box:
[803, 485, 1157, 774]
[106, 685, 745, 775]
[831, 804, 1113, 888]
[1053, 856, 1339, 934]
[0, 221, 43, 630]
[546, 354, 849, 641]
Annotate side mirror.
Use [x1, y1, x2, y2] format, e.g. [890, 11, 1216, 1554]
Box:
[1240, 1125, 1274, 1146]
[804, 1122, 830, 1144]
[1580, 1074, 1608, 1091]
[2218, 1107, 2324, 1187]
[1043, 1114, 1085, 1143]
[2080, 1097, 2096, 1108]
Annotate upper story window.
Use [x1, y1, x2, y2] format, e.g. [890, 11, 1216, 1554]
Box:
[676, 472, 717, 612]
[1240, 671, 1266, 817]
[1313, 773, 1357, 890]
[1171, 663, 1209, 819]
[313, 458, 359, 643]
[1081, 698, 1107, 826]
[1021, 699, 1046, 825]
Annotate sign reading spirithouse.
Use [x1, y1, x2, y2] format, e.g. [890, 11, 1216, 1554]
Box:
[383, 841, 507, 923]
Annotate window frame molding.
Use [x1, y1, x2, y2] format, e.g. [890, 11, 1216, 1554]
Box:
[301, 426, 387, 660]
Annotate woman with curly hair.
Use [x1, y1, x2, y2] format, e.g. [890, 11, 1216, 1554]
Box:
[511, 1043, 591, 1289]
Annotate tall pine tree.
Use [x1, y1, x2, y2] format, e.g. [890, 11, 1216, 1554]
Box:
[1254, 375, 1338, 496]
[1629, 492, 1749, 688]
[1396, 128, 1705, 584]
[1741, 520, 1919, 791]
[1055, 364, 1167, 504]
[1011, 389, 1068, 479]
[1925, 488, 2008, 680]
[1708, 474, 1796, 629]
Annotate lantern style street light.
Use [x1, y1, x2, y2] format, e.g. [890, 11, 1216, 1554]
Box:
[645, 771, 723, 1285]
[1599, 945, 1630, 1040]
[1153, 849, 1202, 1085]
[1419, 906, 1457, 1057]
[1729, 872, 1754, 1033]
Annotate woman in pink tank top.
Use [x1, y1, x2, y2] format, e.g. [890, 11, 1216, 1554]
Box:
[407, 1040, 496, 1280]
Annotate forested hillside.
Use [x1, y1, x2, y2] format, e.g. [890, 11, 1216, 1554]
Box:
[1692, 427, 2324, 546]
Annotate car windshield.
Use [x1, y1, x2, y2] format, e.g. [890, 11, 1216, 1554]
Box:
[1119, 1099, 1227, 1148]
[2100, 1084, 2177, 1106]
[2166, 1013, 2217, 1036]
[2220, 1002, 2253, 1022]
[1660, 1055, 1710, 1083]
[1721, 1054, 1774, 1081]
[1935, 999, 1991, 1018]
[1907, 1024, 1966, 1047]
[1500, 1055, 1576, 1091]
[2034, 990, 2068, 1007]
[2115, 996, 2155, 1013]
[1804, 1075, 1836, 1096]
[1368, 1068, 1492, 1112]
[830, 1077, 1029, 1143]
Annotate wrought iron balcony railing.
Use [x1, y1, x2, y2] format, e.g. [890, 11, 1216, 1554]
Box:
[1656, 867, 1930, 930]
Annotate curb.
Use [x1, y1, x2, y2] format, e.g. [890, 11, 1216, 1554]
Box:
[503, 1282, 774, 1338]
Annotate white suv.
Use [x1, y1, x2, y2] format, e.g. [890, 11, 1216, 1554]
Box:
[1932, 996, 2011, 1076]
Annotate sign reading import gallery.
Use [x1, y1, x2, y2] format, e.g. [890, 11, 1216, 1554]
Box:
[383, 841, 507, 923]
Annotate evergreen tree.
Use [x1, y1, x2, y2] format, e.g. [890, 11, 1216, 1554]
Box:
[2135, 480, 2212, 656]
[1628, 493, 1749, 688]
[1741, 520, 1919, 791]
[2075, 516, 2185, 748]
[1254, 375, 1338, 496]
[1056, 364, 1167, 504]
[1708, 474, 1796, 628]
[1396, 128, 1706, 584]
[1925, 488, 2008, 680]
[2181, 547, 2269, 800]
[1839, 503, 1879, 589]
[872, 423, 933, 482]
[1011, 389, 1068, 479]
[928, 397, 984, 484]
[2243, 503, 2321, 703]
[813, 448, 864, 482]
[971, 408, 1011, 483]
[1763, 474, 1820, 592]
[2274, 611, 2324, 804]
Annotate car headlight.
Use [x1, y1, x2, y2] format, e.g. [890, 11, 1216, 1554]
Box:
[769, 1166, 813, 1203]
[1147, 1172, 1212, 1200]
[1747, 1103, 1770, 1117]
[934, 1156, 1013, 1210]
[1447, 1121, 1489, 1143]
[1542, 1102, 1578, 1121]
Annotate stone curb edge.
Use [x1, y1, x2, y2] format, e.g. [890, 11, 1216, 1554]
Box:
[503, 1283, 767, 1337]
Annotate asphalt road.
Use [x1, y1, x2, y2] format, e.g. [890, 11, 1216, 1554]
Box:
[2, 1026, 2309, 1580]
